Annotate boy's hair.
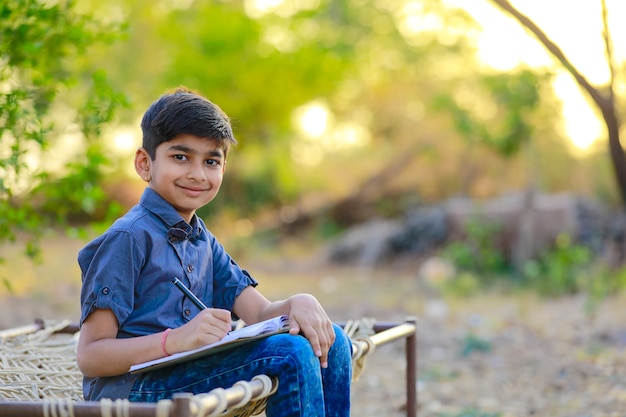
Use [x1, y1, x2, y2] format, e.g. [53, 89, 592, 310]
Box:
[140, 87, 237, 159]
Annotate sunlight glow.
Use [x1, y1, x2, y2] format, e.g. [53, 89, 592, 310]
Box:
[291, 101, 370, 166]
[398, 1, 470, 47]
[244, 0, 320, 19]
[244, 0, 285, 18]
[399, 1, 426, 33]
[330, 122, 371, 150]
[296, 101, 331, 138]
[106, 125, 141, 177]
[398, 2, 442, 39]
[167, 0, 195, 10]
[45, 128, 84, 173]
[553, 73, 603, 151]
[111, 127, 139, 155]
[262, 25, 297, 52]
[443, 0, 626, 153]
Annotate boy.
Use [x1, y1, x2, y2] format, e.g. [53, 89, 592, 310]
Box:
[77, 88, 352, 416]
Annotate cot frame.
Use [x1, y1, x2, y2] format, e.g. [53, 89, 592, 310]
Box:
[0, 317, 417, 417]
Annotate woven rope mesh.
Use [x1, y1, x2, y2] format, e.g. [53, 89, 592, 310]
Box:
[0, 321, 275, 416]
[0, 318, 378, 417]
[0, 321, 83, 401]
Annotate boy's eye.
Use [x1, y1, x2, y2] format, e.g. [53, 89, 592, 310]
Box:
[206, 159, 221, 166]
[173, 154, 188, 161]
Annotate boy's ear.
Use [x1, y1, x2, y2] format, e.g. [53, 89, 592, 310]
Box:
[134, 147, 152, 183]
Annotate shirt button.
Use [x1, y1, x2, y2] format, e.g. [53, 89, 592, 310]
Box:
[184, 309, 191, 316]
[102, 287, 110, 295]
[187, 265, 194, 273]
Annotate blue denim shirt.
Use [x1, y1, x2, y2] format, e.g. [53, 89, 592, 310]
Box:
[78, 187, 257, 400]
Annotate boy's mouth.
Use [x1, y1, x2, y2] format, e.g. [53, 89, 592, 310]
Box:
[179, 185, 208, 196]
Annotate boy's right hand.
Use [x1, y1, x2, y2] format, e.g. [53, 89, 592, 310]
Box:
[167, 308, 232, 354]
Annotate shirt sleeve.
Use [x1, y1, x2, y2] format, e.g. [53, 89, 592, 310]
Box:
[208, 235, 258, 312]
[78, 230, 146, 328]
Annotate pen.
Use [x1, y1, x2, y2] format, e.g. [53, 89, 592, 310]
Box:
[172, 277, 208, 310]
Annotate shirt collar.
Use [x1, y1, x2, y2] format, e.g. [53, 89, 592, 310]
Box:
[139, 188, 202, 242]
[167, 218, 202, 242]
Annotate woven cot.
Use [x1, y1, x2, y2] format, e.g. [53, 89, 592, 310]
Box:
[0, 318, 417, 417]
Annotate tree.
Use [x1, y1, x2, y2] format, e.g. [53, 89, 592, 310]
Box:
[489, 0, 626, 207]
[85, 0, 495, 214]
[0, 0, 126, 266]
[17, 0, 581, 238]
[77, 0, 576, 227]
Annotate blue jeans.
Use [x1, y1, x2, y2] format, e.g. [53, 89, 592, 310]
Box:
[129, 324, 352, 417]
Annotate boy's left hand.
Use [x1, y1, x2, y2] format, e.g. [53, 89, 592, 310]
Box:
[286, 294, 336, 368]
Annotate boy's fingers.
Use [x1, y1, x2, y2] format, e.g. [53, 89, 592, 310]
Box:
[210, 308, 232, 322]
[318, 325, 334, 368]
[298, 323, 328, 367]
[196, 309, 232, 334]
[288, 318, 300, 335]
[289, 313, 335, 368]
[320, 352, 329, 368]
[308, 333, 323, 360]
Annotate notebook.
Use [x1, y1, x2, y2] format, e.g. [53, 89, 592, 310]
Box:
[130, 315, 290, 374]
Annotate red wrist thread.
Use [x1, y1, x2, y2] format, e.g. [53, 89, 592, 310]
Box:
[161, 328, 172, 356]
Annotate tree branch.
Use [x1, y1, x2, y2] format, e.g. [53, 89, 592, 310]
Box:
[489, 0, 609, 108]
[601, 0, 616, 103]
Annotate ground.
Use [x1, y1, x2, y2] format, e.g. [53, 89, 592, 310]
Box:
[1, 235, 625, 416]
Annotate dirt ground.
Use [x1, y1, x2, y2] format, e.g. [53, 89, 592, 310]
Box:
[1, 236, 625, 417]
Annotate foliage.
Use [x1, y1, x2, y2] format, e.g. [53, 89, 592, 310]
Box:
[442, 217, 507, 278]
[76, 0, 575, 220]
[434, 68, 547, 158]
[524, 246, 626, 311]
[442, 224, 626, 299]
[581, 263, 626, 316]
[459, 332, 493, 357]
[79, 0, 367, 215]
[522, 233, 592, 296]
[0, 0, 127, 261]
[440, 215, 625, 298]
[1, 0, 617, 278]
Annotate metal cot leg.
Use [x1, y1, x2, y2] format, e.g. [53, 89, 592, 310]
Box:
[405, 317, 417, 417]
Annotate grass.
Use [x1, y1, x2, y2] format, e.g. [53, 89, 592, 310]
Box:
[3, 231, 626, 416]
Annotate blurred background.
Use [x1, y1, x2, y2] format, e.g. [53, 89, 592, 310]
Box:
[1, 0, 625, 415]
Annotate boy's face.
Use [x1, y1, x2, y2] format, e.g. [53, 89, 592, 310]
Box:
[135, 134, 226, 223]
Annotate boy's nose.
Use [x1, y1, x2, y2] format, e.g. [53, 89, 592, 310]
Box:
[187, 162, 207, 181]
